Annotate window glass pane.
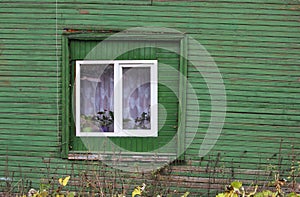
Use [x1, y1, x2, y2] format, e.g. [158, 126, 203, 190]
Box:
[122, 67, 151, 130]
[80, 64, 114, 133]
[76, 60, 157, 137]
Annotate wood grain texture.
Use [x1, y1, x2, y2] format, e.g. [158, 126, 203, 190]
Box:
[0, 0, 299, 195]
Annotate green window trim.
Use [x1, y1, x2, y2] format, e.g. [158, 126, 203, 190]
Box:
[177, 36, 188, 161]
[61, 32, 188, 161]
[61, 35, 70, 158]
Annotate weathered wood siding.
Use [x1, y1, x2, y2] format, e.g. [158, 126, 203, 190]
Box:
[1, 0, 300, 195]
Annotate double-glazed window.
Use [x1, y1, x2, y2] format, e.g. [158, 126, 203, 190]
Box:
[76, 60, 158, 137]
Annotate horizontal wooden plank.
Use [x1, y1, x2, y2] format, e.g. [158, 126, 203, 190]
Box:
[0, 129, 58, 136]
[61, 19, 300, 33]
[187, 108, 300, 119]
[0, 151, 58, 159]
[58, 13, 300, 28]
[195, 39, 300, 50]
[2, 19, 297, 36]
[2, 50, 56, 56]
[0, 93, 60, 99]
[1, 26, 299, 45]
[0, 133, 59, 141]
[189, 73, 299, 83]
[0, 76, 59, 83]
[190, 101, 298, 112]
[189, 57, 299, 67]
[151, 1, 300, 9]
[2, 26, 300, 42]
[188, 95, 300, 105]
[191, 122, 299, 133]
[0, 119, 59, 127]
[1, 0, 299, 5]
[189, 64, 300, 73]
[0, 97, 60, 103]
[187, 116, 299, 127]
[1, 1, 299, 12]
[0, 140, 58, 147]
[0, 116, 52, 126]
[0, 118, 57, 125]
[1, 8, 300, 25]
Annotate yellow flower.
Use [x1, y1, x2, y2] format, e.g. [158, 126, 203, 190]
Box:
[132, 186, 142, 197]
[132, 183, 146, 197]
[58, 176, 70, 186]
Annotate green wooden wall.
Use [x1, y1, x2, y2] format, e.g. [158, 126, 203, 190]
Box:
[1, 0, 300, 195]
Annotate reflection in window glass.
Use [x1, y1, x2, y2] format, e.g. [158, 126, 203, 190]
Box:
[80, 64, 114, 132]
[76, 60, 157, 137]
[122, 67, 151, 130]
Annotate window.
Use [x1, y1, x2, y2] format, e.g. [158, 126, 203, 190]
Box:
[61, 34, 186, 160]
[76, 60, 158, 137]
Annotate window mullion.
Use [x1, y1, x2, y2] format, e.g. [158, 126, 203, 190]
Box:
[114, 62, 122, 135]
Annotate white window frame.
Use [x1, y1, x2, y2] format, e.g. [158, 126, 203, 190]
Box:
[75, 60, 158, 137]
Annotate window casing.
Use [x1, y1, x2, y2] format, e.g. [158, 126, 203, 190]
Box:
[61, 34, 187, 161]
[75, 60, 158, 137]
